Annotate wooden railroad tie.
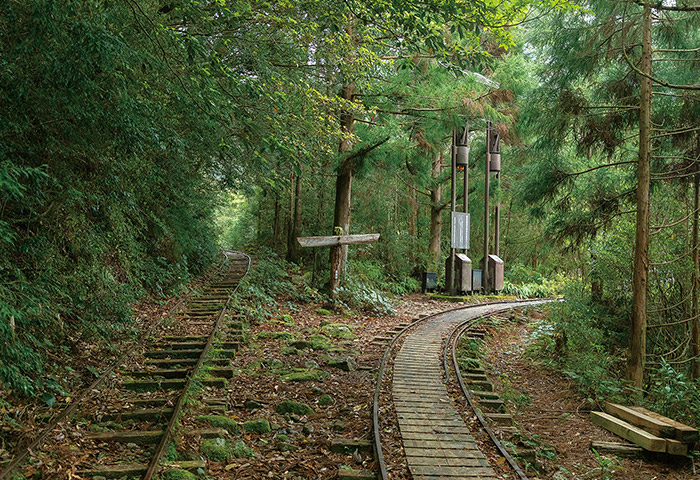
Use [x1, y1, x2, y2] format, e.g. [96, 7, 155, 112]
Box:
[591, 402, 698, 455]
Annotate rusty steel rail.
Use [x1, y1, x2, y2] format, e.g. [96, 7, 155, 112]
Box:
[372, 298, 552, 480]
[144, 250, 250, 480]
[447, 313, 531, 480]
[0, 252, 238, 480]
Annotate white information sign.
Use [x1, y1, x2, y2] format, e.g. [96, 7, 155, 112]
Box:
[451, 212, 470, 250]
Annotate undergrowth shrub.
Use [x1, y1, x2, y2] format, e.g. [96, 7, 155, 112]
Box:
[234, 249, 320, 323]
[347, 259, 420, 296]
[502, 265, 567, 298]
[336, 278, 394, 316]
[645, 361, 700, 425]
[527, 283, 629, 405]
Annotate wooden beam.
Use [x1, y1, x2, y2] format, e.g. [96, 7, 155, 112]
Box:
[590, 441, 643, 457]
[591, 411, 666, 452]
[666, 438, 688, 456]
[604, 403, 675, 438]
[297, 234, 380, 248]
[629, 406, 698, 444]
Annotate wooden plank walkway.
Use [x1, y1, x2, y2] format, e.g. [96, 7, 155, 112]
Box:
[392, 303, 530, 479]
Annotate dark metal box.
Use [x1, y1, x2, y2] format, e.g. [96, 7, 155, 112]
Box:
[487, 254, 504, 292]
[422, 272, 437, 293]
[455, 254, 472, 293]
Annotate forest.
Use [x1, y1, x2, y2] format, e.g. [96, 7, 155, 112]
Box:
[0, 0, 698, 478]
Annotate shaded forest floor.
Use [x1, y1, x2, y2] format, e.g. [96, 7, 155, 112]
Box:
[2, 285, 698, 479]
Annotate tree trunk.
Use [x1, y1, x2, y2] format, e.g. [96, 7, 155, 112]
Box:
[627, 3, 652, 389]
[256, 191, 264, 246]
[691, 171, 699, 380]
[286, 174, 295, 256]
[330, 82, 355, 295]
[502, 199, 513, 263]
[393, 177, 399, 232]
[287, 172, 303, 263]
[273, 193, 281, 245]
[428, 152, 443, 270]
[409, 183, 418, 267]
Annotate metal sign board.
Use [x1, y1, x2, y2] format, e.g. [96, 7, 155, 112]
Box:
[451, 212, 470, 250]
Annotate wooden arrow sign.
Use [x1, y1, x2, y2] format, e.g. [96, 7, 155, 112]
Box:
[297, 233, 380, 248]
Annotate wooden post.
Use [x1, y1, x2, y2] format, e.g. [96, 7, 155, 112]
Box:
[298, 234, 380, 297]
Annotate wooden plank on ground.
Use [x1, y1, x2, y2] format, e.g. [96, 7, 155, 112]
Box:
[665, 438, 689, 456]
[590, 411, 666, 452]
[604, 403, 675, 438]
[629, 406, 698, 444]
[297, 234, 380, 248]
[590, 441, 643, 457]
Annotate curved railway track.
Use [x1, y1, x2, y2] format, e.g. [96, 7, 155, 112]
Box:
[373, 299, 551, 480]
[1, 250, 250, 480]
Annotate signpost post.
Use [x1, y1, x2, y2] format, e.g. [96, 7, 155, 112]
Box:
[297, 234, 380, 297]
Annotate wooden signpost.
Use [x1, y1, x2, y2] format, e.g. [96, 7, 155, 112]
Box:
[297, 233, 380, 296]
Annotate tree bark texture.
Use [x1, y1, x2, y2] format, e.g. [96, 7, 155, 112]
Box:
[691, 172, 699, 380]
[429, 152, 443, 269]
[627, 3, 653, 389]
[287, 173, 303, 263]
[330, 82, 355, 295]
[273, 193, 281, 246]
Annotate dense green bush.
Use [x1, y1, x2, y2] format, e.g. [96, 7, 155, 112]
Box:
[234, 249, 320, 323]
[531, 286, 700, 420]
[348, 260, 420, 296]
[527, 285, 629, 404]
[336, 278, 394, 315]
[0, 1, 229, 395]
[645, 361, 700, 425]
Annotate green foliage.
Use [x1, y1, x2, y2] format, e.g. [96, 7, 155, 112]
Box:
[0, 0, 227, 395]
[645, 361, 700, 426]
[234, 249, 320, 323]
[502, 276, 563, 298]
[591, 448, 623, 480]
[336, 279, 394, 316]
[527, 288, 629, 405]
[348, 260, 421, 296]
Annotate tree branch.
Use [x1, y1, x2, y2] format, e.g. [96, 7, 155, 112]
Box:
[636, 0, 700, 11]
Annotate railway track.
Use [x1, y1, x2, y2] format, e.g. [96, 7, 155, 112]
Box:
[0, 250, 250, 480]
[373, 299, 551, 480]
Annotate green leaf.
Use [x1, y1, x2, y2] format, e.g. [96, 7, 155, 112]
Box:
[42, 393, 56, 408]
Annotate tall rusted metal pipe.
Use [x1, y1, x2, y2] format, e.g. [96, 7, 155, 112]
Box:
[449, 129, 458, 295]
[462, 126, 469, 255]
[483, 122, 491, 293]
[495, 171, 500, 257]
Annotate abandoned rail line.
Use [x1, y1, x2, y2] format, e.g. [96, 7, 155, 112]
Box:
[0, 250, 250, 480]
[373, 299, 550, 480]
